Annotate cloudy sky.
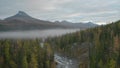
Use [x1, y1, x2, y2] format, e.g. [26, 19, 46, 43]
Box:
[0, 0, 120, 24]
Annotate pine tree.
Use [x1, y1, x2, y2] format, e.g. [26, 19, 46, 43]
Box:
[29, 54, 38, 68]
[21, 56, 28, 68]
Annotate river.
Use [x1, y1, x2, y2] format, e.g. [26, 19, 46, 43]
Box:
[54, 54, 79, 68]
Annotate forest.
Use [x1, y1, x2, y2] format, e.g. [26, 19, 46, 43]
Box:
[0, 40, 55, 68]
[47, 20, 120, 68]
[0, 20, 120, 68]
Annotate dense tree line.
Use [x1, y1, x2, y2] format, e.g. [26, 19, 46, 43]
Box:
[0, 39, 55, 68]
[89, 20, 120, 68]
[47, 20, 120, 68]
[0, 20, 120, 68]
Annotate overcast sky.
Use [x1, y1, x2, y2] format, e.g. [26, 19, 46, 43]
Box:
[0, 0, 120, 24]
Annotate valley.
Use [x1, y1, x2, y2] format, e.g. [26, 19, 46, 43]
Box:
[0, 20, 120, 68]
[0, 0, 119, 68]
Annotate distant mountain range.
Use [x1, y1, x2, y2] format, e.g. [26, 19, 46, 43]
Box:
[0, 11, 97, 31]
[54, 20, 97, 29]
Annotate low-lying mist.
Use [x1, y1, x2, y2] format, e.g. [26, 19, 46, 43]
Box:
[0, 29, 80, 39]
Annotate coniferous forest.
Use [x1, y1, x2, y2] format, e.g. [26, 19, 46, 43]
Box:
[0, 40, 55, 68]
[0, 20, 120, 68]
[47, 20, 120, 68]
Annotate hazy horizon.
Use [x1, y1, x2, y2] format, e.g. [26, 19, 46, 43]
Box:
[0, 0, 120, 25]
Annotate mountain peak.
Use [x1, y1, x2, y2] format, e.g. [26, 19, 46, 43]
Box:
[5, 11, 32, 20]
[61, 20, 72, 23]
[18, 11, 27, 15]
[15, 11, 30, 17]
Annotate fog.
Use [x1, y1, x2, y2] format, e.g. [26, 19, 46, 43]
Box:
[0, 29, 80, 39]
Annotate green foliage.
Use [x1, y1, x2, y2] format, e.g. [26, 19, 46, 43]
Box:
[0, 40, 55, 68]
[9, 60, 17, 68]
[1, 20, 120, 68]
[21, 56, 28, 68]
[47, 20, 120, 68]
[29, 54, 38, 68]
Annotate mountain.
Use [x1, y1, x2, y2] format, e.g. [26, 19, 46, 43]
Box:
[0, 11, 64, 31]
[0, 11, 97, 31]
[55, 20, 97, 29]
[5, 11, 32, 20]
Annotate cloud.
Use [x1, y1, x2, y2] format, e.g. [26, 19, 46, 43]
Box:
[0, 0, 120, 23]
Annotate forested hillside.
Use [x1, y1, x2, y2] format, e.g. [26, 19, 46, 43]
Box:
[0, 20, 120, 68]
[47, 20, 120, 68]
[89, 20, 120, 68]
[0, 40, 55, 68]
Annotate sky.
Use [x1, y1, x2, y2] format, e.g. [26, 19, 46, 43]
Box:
[0, 0, 120, 24]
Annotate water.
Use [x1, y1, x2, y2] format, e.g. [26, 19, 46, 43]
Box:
[0, 29, 79, 39]
[54, 54, 79, 68]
